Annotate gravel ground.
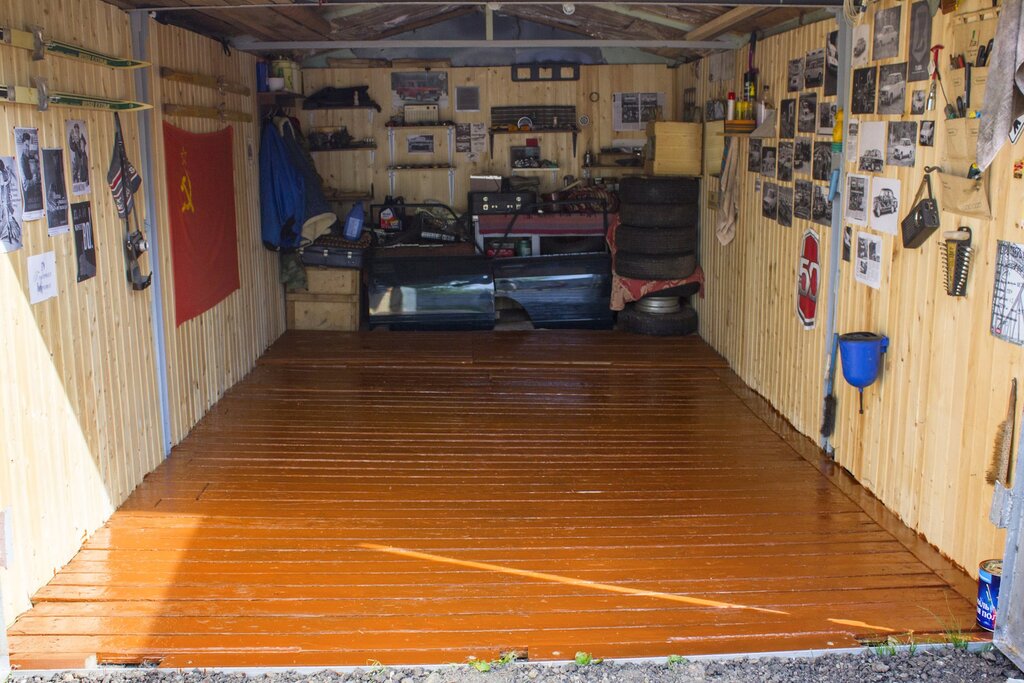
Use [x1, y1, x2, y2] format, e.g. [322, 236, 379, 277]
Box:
[13, 649, 1024, 683]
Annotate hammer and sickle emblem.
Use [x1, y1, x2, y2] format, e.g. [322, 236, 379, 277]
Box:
[180, 174, 195, 214]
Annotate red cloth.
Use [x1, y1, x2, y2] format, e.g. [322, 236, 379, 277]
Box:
[606, 216, 704, 311]
[163, 122, 240, 326]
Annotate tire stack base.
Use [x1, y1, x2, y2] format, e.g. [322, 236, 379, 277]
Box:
[614, 176, 700, 336]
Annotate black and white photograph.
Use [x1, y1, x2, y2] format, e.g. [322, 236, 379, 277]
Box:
[869, 176, 901, 235]
[812, 183, 833, 227]
[846, 173, 870, 226]
[873, 6, 902, 61]
[42, 148, 69, 236]
[907, 0, 932, 82]
[748, 138, 763, 172]
[780, 99, 797, 139]
[794, 137, 813, 174]
[851, 67, 878, 115]
[777, 141, 794, 182]
[407, 134, 435, 154]
[858, 121, 887, 173]
[910, 89, 927, 115]
[843, 225, 853, 262]
[886, 121, 918, 167]
[72, 200, 96, 282]
[762, 181, 779, 220]
[66, 119, 90, 196]
[813, 141, 833, 181]
[825, 30, 839, 96]
[15, 127, 44, 221]
[778, 185, 794, 227]
[761, 145, 777, 177]
[847, 119, 860, 163]
[794, 180, 813, 220]
[817, 102, 837, 135]
[798, 92, 818, 133]
[787, 59, 804, 92]
[804, 48, 825, 89]
[852, 23, 871, 68]
[855, 231, 884, 289]
[391, 71, 448, 104]
[877, 62, 908, 116]
[920, 120, 936, 146]
[0, 156, 24, 253]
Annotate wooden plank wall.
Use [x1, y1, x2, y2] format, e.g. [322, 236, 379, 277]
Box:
[0, 3, 284, 624]
[691, 2, 1019, 575]
[831, 0, 1017, 576]
[687, 18, 836, 439]
[0, 0, 163, 621]
[301, 65, 676, 211]
[149, 22, 284, 442]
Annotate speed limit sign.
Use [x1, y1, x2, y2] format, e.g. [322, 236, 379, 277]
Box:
[797, 228, 820, 329]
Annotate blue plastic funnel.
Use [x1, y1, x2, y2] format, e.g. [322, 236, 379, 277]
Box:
[839, 332, 889, 414]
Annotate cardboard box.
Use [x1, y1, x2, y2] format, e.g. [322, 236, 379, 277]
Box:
[644, 121, 702, 177]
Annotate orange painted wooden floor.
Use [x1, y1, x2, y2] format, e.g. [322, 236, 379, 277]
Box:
[9, 331, 981, 669]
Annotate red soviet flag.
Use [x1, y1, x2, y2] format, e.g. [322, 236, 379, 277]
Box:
[163, 122, 240, 326]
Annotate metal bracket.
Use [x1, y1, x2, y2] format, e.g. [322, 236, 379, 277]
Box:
[28, 25, 44, 60]
[31, 76, 48, 111]
[511, 63, 580, 82]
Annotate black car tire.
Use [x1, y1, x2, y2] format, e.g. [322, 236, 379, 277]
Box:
[618, 203, 698, 229]
[616, 224, 698, 255]
[618, 177, 700, 205]
[619, 304, 698, 336]
[642, 281, 700, 299]
[615, 251, 697, 280]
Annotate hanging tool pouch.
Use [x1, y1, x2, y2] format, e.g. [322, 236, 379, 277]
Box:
[901, 171, 941, 249]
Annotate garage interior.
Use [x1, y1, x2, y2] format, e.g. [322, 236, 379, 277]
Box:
[1, 0, 1021, 672]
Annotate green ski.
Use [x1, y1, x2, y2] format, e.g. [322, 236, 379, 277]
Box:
[1, 81, 152, 112]
[0, 25, 149, 70]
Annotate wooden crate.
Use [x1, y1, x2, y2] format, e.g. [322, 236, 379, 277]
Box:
[286, 292, 360, 331]
[644, 121, 702, 177]
[305, 267, 359, 295]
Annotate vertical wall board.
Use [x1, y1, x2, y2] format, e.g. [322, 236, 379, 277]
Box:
[0, 3, 284, 626]
[692, 1, 1017, 577]
[690, 19, 835, 440]
[0, 0, 163, 622]
[149, 20, 284, 443]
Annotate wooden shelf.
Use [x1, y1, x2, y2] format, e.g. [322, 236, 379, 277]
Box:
[387, 165, 453, 171]
[511, 166, 561, 172]
[489, 127, 579, 156]
[386, 123, 455, 130]
[310, 145, 377, 152]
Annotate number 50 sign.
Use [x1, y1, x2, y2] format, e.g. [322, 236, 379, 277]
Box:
[797, 228, 820, 329]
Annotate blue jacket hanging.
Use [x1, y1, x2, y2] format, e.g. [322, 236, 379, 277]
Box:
[259, 120, 304, 251]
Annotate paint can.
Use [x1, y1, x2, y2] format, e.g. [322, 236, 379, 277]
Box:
[977, 558, 1002, 631]
[271, 59, 302, 95]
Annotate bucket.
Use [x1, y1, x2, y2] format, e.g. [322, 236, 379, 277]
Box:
[838, 332, 889, 389]
[977, 558, 1002, 631]
[271, 59, 302, 95]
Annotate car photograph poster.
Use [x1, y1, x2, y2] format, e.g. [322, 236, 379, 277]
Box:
[846, 174, 870, 226]
[852, 67, 878, 115]
[873, 6, 902, 62]
[858, 121, 886, 173]
[869, 176, 901, 235]
[877, 62, 908, 116]
[886, 121, 918, 167]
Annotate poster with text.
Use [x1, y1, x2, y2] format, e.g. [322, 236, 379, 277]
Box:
[72, 201, 96, 282]
[907, 1, 932, 82]
[66, 119, 90, 196]
[15, 127, 44, 221]
[42, 148, 70, 236]
[27, 251, 58, 304]
[991, 241, 1024, 346]
[0, 156, 24, 253]
[855, 231, 883, 289]
[846, 174, 870, 226]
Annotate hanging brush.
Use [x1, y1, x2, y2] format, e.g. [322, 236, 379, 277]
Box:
[821, 333, 839, 441]
[988, 378, 1017, 486]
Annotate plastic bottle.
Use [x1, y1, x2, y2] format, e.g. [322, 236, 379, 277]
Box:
[343, 201, 365, 241]
[832, 107, 844, 153]
[727, 92, 736, 120]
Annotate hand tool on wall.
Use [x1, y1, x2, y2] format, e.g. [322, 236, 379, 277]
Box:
[989, 379, 1017, 526]
[941, 227, 973, 296]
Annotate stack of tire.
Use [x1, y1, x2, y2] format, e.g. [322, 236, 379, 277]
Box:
[615, 176, 700, 336]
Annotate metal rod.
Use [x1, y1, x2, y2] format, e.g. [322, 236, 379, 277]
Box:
[130, 11, 173, 456]
[134, 0, 845, 12]
[233, 38, 735, 50]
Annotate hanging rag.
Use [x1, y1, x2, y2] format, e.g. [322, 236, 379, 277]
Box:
[977, 0, 1024, 171]
[276, 116, 338, 239]
[715, 136, 740, 246]
[259, 119, 305, 250]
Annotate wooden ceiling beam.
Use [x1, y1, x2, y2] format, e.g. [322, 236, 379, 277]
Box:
[684, 6, 767, 41]
[595, 5, 696, 33]
[376, 6, 479, 39]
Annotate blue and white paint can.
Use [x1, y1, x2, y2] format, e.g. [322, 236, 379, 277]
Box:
[977, 559, 1002, 631]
